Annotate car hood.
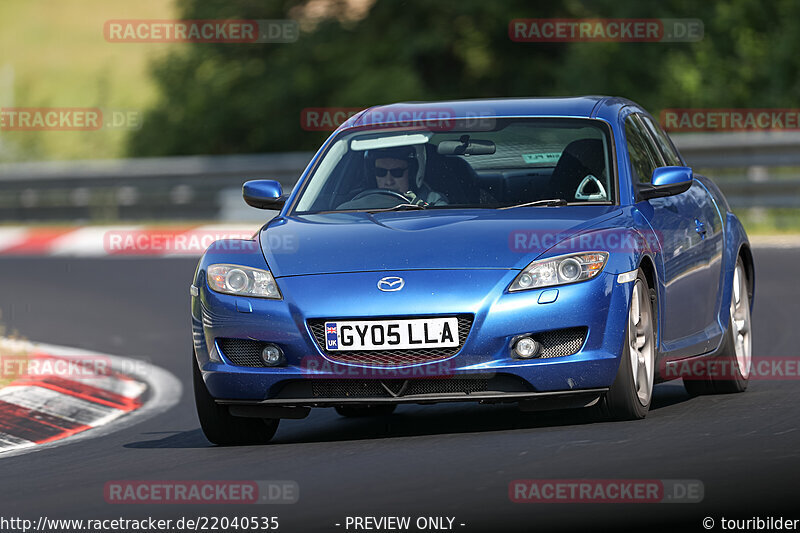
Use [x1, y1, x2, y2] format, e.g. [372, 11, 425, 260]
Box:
[261, 207, 622, 277]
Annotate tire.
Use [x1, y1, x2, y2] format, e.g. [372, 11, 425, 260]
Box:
[335, 405, 397, 417]
[599, 269, 656, 420]
[193, 349, 279, 445]
[684, 258, 752, 396]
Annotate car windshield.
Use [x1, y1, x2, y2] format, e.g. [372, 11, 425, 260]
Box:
[292, 118, 615, 214]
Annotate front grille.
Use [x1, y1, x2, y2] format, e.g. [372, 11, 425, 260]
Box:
[217, 338, 267, 367]
[533, 327, 587, 358]
[310, 378, 489, 398]
[307, 315, 473, 366]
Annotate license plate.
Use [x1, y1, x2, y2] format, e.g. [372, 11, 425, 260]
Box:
[324, 318, 459, 351]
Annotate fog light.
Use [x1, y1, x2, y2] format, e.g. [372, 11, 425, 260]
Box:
[261, 344, 285, 366]
[513, 337, 540, 359]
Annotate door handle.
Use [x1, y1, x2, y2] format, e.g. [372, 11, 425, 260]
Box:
[694, 219, 707, 237]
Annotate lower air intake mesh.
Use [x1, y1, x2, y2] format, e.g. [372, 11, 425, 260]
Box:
[533, 327, 587, 358]
[217, 338, 267, 367]
[310, 378, 489, 398]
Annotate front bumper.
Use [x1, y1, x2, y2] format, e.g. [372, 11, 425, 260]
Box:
[191, 268, 631, 402]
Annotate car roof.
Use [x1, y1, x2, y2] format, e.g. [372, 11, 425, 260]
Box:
[339, 96, 638, 131]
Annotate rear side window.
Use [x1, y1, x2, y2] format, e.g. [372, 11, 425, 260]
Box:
[625, 115, 660, 184]
[640, 115, 683, 166]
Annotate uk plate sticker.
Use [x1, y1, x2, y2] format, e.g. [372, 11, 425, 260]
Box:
[325, 322, 338, 350]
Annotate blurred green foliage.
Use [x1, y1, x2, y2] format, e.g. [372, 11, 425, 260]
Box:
[128, 0, 800, 156]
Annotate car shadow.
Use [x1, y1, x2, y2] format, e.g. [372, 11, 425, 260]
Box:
[123, 429, 211, 449]
[650, 381, 693, 410]
[270, 382, 694, 445]
[123, 382, 694, 449]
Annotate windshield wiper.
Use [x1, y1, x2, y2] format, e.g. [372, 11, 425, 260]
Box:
[500, 198, 568, 209]
[366, 203, 426, 213]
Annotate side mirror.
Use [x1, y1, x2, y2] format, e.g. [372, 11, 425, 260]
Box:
[638, 166, 693, 201]
[243, 180, 285, 210]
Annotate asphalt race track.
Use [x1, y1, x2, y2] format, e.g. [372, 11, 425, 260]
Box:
[1, 249, 798, 532]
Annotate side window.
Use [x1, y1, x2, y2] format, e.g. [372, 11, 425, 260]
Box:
[624, 115, 660, 184]
[640, 115, 683, 166]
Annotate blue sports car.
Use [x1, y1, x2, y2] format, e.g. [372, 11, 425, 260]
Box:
[191, 97, 754, 445]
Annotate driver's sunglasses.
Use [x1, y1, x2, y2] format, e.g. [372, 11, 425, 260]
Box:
[374, 166, 408, 178]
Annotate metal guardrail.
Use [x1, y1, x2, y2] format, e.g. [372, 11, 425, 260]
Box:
[0, 153, 314, 221]
[673, 132, 800, 208]
[1, 132, 800, 221]
[673, 132, 800, 168]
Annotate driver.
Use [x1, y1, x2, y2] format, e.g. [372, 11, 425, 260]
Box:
[374, 156, 412, 196]
[368, 146, 447, 206]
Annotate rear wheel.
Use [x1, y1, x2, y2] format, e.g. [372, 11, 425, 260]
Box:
[684, 258, 751, 395]
[193, 350, 279, 445]
[335, 405, 397, 417]
[599, 270, 656, 420]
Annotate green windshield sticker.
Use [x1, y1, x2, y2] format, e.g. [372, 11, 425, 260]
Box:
[522, 152, 561, 164]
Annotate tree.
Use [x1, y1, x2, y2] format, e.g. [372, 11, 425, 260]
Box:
[129, 0, 800, 156]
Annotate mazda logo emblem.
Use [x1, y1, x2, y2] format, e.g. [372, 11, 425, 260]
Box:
[377, 276, 404, 292]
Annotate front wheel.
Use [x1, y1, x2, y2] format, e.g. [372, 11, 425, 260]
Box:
[193, 350, 279, 445]
[599, 270, 656, 420]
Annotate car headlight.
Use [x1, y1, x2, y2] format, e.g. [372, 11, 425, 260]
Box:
[207, 264, 282, 299]
[509, 252, 608, 291]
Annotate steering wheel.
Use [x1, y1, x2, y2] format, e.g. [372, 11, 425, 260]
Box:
[350, 188, 410, 203]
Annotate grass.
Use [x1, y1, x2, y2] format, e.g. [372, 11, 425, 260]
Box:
[0, 346, 28, 389]
[0, 0, 178, 162]
[733, 208, 800, 235]
[0, 316, 29, 389]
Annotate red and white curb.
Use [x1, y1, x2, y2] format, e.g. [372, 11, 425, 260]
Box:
[0, 224, 259, 257]
[0, 339, 181, 458]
